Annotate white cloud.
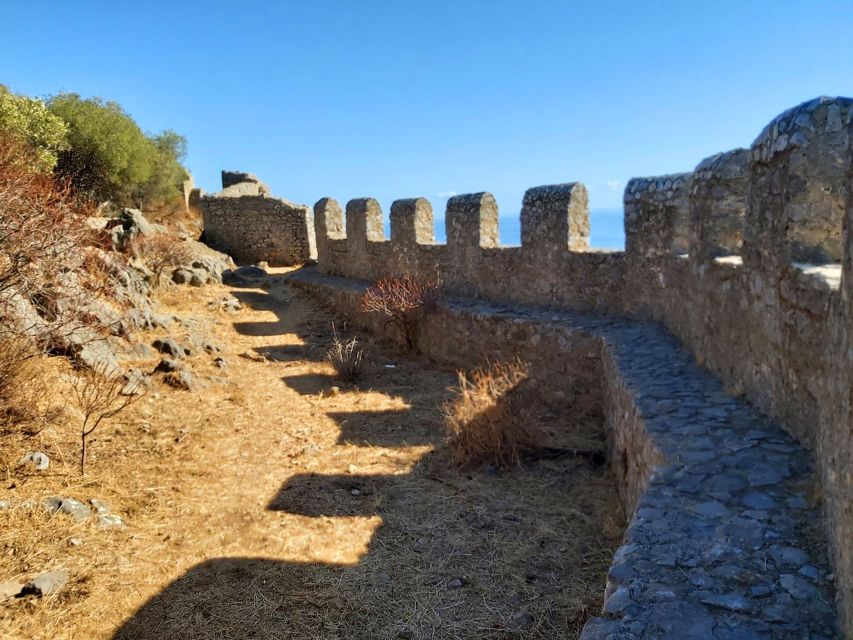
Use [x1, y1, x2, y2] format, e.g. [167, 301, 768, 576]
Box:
[605, 180, 621, 191]
[437, 191, 457, 198]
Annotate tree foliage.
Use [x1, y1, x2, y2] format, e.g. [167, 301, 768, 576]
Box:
[0, 85, 68, 173]
[47, 93, 188, 208]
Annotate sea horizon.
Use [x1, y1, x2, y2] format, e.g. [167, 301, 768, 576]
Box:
[382, 207, 625, 250]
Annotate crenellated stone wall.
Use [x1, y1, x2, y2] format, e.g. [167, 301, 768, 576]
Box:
[199, 171, 316, 266]
[298, 96, 853, 634]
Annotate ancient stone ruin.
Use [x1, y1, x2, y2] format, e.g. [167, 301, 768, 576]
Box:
[209, 96, 853, 638]
[198, 170, 316, 266]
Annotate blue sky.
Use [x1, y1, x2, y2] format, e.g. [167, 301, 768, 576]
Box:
[2, 0, 852, 222]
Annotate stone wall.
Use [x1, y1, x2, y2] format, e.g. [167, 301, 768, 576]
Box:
[289, 269, 839, 638]
[304, 96, 853, 634]
[200, 172, 316, 266]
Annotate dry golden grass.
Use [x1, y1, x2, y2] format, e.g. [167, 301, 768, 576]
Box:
[0, 269, 623, 640]
[443, 359, 540, 469]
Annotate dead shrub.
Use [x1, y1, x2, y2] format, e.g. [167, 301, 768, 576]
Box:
[443, 359, 540, 468]
[360, 273, 441, 350]
[0, 133, 111, 349]
[326, 323, 366, 382]
[133, 232, 194, 284]
[0, 334, 51, 431]
[67, 361, 143, 475]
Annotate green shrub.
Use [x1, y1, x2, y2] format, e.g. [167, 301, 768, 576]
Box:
[0, 85, 68, 173]
[47, 93, 188, 208]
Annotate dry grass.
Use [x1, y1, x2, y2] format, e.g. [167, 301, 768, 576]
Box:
[132, 232, 195, 282]
[326, 323, 366, 382]
[0, 268, 623, 640]
[443, 359, 540, 469]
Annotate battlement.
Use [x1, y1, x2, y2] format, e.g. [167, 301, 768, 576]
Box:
[302, 96, 853, 632]
[206, 96, 853, 633]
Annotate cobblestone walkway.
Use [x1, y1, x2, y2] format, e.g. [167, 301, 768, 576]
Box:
[289, 270, 841, 639]
[450, 299, 840, 640]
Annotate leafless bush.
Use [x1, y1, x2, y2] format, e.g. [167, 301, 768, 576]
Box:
[68, 361, 143, 475]
[361, 273, 441, 350]
[326, 323, 366, 382]
[133, 232, 194, 284]
[443, 359, 540, 469]
[0, 334, 49, 431]
[0, 133, 111, 349]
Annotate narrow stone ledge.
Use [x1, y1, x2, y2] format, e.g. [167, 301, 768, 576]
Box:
[286, 267, 841, 639]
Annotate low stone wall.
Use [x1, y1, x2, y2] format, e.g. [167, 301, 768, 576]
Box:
[200, 172, 316, 266]
[287, 268, 840, 638]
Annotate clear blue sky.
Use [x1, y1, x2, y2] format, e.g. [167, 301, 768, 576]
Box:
[2, 0, 852, 219]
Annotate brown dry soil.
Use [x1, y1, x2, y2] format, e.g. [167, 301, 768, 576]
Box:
[0, 269, 624, 640]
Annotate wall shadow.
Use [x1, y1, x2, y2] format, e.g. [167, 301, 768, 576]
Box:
[111, 271, 620, 639]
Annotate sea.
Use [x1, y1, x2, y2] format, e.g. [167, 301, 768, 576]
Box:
[382, 207, 625, 250]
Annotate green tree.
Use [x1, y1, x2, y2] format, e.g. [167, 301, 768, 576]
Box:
[0, 85, 68, 172]
[47, 93, 187, 208]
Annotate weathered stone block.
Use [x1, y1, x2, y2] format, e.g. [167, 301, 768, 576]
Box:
[625, 173, 692, 258]
[446, 192, 498, 250]
[521, 182, 589, 254]
[689, 149, 749, 262]
[345, 198, 384, 251]
[221, 170, 269, 194]
[746, 96, 853, 269]
[390, 198, 434, 246]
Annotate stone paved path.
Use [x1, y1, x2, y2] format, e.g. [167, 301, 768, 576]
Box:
[289, 270, 841, 639]
[453, 300, 840, 640]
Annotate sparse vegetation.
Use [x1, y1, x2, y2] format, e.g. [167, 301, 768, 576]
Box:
[326, 322, 366, 382]
[360, 273, 441, 350]
[67, 361, 142, 475]
[134, 232, 195, 284]
[443, 359, 541, 468]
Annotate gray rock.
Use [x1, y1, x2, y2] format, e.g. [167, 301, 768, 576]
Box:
[222, 265, 268, 286]
[698, 591, 753, 613]
[510, 610, 535, 630]
[43, 497, 91, 522]
[769, 546, 809, 567]
[171, 267, 208, 287]
[19, 451, 50, 471]
[603, 585, 633, 614]
[90, 499, 110, 515]
[21, 569, 69, 597]
[779, 573, 818, 599]
[742, 492, 775, 510]
[163, 370, 196, 392]
[154, 359, 182, 373]
[68, 537, 83, 547]
[121, 369, 148, 396]
[693, 500, 729, 518]
[60, 499, 92, 522]
[152, 338, 189, 358]
[97, 514, 123, 529]
[446, 577, 463, 589]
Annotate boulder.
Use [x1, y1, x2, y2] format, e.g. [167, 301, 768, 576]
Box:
[223, 265, 268, 287]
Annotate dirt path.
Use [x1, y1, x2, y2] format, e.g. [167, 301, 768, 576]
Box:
[1, 271, 622, 640]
